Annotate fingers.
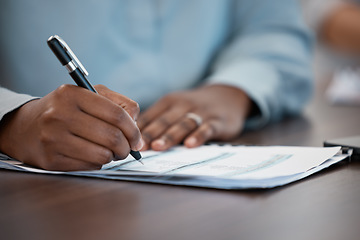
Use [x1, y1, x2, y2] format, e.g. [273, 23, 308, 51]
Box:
[95, 84, 140, 120]
[150, 115, 200, 150]
[24, 116, 113, 171]
[138, 98, 192, 150]
[184, 120, 221, 148]
[137, 85, 250, 151]
[138, 93, 220, 151]
[145, 112, 225, 151]
[139, 108, 231, 152]
[67, 110, 133, 159]
[57, 133, 115, 165]
[40, 154, 103, 172]
[0, 84, 143, 171]
[140, 108, 190, 148]
[9, 84, 144, 171]
[137, 98, 173, 130]
[68, 85, 143, 152]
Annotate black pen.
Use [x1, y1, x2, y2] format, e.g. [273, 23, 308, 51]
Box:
[47, 35, 143, 164]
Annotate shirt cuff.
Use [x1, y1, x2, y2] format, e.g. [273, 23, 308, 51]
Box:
[0, 88, 38, 121]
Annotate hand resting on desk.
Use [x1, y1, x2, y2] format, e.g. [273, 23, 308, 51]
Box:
[138, 84, 252, 151]
[0, 84, 143, 171]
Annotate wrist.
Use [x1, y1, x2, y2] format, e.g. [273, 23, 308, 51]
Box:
[203, 84, 253, 118]
[0, 99, 38, 159]
[0, 109, 19, 156]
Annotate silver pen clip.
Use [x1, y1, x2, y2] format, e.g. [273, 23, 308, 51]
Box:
[52, 35, 89, 76]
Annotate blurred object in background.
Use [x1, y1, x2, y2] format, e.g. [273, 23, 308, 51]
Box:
[326, 66, 360, 105]
[320, 0, 360, 55]
[301, 0, 360, 106]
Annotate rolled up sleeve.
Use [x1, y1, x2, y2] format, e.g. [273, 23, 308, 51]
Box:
[206, 0, 314, 130]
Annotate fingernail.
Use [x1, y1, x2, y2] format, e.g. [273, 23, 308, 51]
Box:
[135, 138, 145, 151]
[140, 143, 148, 151]
[153, 139, 166, 148]
[185, 137, 197, 147]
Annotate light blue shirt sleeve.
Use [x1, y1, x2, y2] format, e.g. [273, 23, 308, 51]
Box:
[206, 0, 314, 129]
[0, 0, 313, 130]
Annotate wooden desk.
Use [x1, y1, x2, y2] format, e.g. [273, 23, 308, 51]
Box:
[1, 80, 360, 240]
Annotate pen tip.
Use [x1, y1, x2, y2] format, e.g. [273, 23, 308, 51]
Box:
[130, 150, 142, 160]
[130, 150, 143, 164]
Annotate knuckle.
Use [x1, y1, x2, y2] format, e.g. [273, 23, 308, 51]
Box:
[94, 84, 108, 96]
[106, 129, 123, 149]
[160, 94, 176, 104]
[157, 117, 171, 128]
[95, 84, 106, 91]
[162, 133, 175, 144]
[142, 131, 155, 143]
[111, 108, 127, 127]
[38, 128, 56, 145]
[56, 84, 74, 96]
[40, 107, 58, 123]
[127, 101, 140, 118]
[179, 119, 194, 132]
[39, 106, 71, 131]
[161, 95, 172, 102]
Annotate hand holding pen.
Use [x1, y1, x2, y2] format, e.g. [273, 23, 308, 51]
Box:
[0, 35, 143, 171]
[0, 75, 144, 171]
[47, 35, 143, 164]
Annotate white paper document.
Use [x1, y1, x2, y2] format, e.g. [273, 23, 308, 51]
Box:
[0, 145, 348, 189]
